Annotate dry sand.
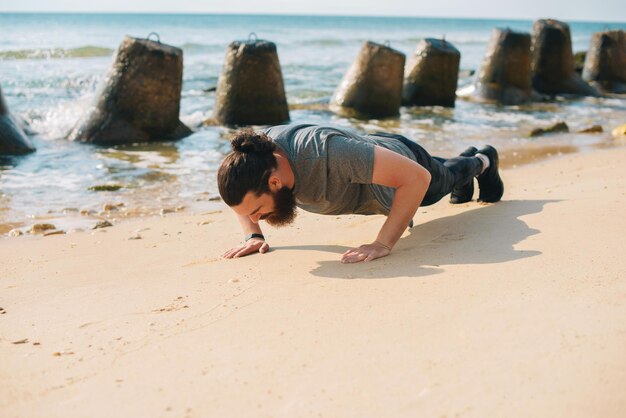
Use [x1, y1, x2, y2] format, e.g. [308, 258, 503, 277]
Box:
[1, 146, 626, 417]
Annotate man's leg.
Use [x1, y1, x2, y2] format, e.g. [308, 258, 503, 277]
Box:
[438, 145, 504, 203]
[371, 132, 500, 206]
[422, 150, 484, 206]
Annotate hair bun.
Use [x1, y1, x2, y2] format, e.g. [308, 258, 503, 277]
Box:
[231, 129, 276, 154]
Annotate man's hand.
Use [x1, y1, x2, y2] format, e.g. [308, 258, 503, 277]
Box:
[341, 241, 391, 263]
[223, 238, 269, 259]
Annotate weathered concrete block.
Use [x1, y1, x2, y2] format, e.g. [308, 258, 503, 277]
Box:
[403, 38, 460, 107]
[0, 85, 35, 155]
[331, 41, 405, 118]
[213, 38, 289, 126]
[68, 35, 191, 145]
[474, 28, 533, 105]
[531, 19, 598, 96]
[583, 30, 626, 94]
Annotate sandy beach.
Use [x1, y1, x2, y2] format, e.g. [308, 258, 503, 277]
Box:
[1, 144, 626, 417]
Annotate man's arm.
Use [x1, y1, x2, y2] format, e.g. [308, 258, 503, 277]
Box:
[222, 213, 270, 258]
[341, 145, 431, 263]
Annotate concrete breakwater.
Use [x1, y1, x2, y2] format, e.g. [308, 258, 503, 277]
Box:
[2, 22, 624, 156]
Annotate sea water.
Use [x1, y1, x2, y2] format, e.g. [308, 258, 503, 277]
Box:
[0, 13, 625, 233]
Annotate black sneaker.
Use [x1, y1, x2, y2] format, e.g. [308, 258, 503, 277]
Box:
[450, 146, 478, 204]
[476, 145, 504, 203]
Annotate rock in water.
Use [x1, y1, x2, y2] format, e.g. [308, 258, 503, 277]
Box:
[473, 28, 533, 105]
[530, 121, 569, 137]
[583, 30, 626, 94]
[402, 38, 460, 107]
[29, 224, 56, 234]
[578, 125, 603, 133]
[331, 41, 405, 118]
[213, 38, 289, 126]
[0, 85, 36, 155]
[68, 35, 191, 145]
[92, 220, 113, 230]
[531, 19, 598, 96]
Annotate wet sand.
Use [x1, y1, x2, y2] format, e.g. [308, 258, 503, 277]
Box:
[1, 145, 626, 417]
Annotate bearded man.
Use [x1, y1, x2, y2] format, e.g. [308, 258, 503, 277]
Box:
[217, 124, 503, 263]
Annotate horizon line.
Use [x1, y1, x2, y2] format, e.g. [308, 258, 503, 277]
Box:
[0, 11, 625, 24]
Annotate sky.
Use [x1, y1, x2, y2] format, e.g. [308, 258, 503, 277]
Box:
[0, 0, 625, 22]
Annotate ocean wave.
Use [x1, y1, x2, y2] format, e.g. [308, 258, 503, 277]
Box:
[179, 43, 228, 52]
[299, 39, 349, 46]
[0, 46, 114, 60]
[411, 37, 490, 46]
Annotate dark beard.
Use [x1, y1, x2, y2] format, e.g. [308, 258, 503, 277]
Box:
[263, 186, 297, 227]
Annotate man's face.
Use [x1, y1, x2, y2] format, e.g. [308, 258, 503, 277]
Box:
[233, 186, 297, 227]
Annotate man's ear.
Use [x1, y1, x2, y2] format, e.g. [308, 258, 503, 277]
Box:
[268, 174, 282, 192]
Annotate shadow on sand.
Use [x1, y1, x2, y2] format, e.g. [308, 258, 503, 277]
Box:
[278, 199, 557, 279]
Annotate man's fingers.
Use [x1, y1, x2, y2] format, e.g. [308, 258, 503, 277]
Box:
[235, 241, 267, 258]
[341, 249, 388, 263]
[224, 241, 269, 259]
[343, 247, 362, 257]
[351, 253, 368, 263]
[342, 251, 354, 258]
[341, 249, 362, 258]
[233, 245, 256, 258]
[232, 249, 247, 258]
[222, 248, 239, 258]
[342, 252, 368, 263]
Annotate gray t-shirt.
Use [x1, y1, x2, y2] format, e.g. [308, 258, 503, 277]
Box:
[262, 124, 417, 216]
